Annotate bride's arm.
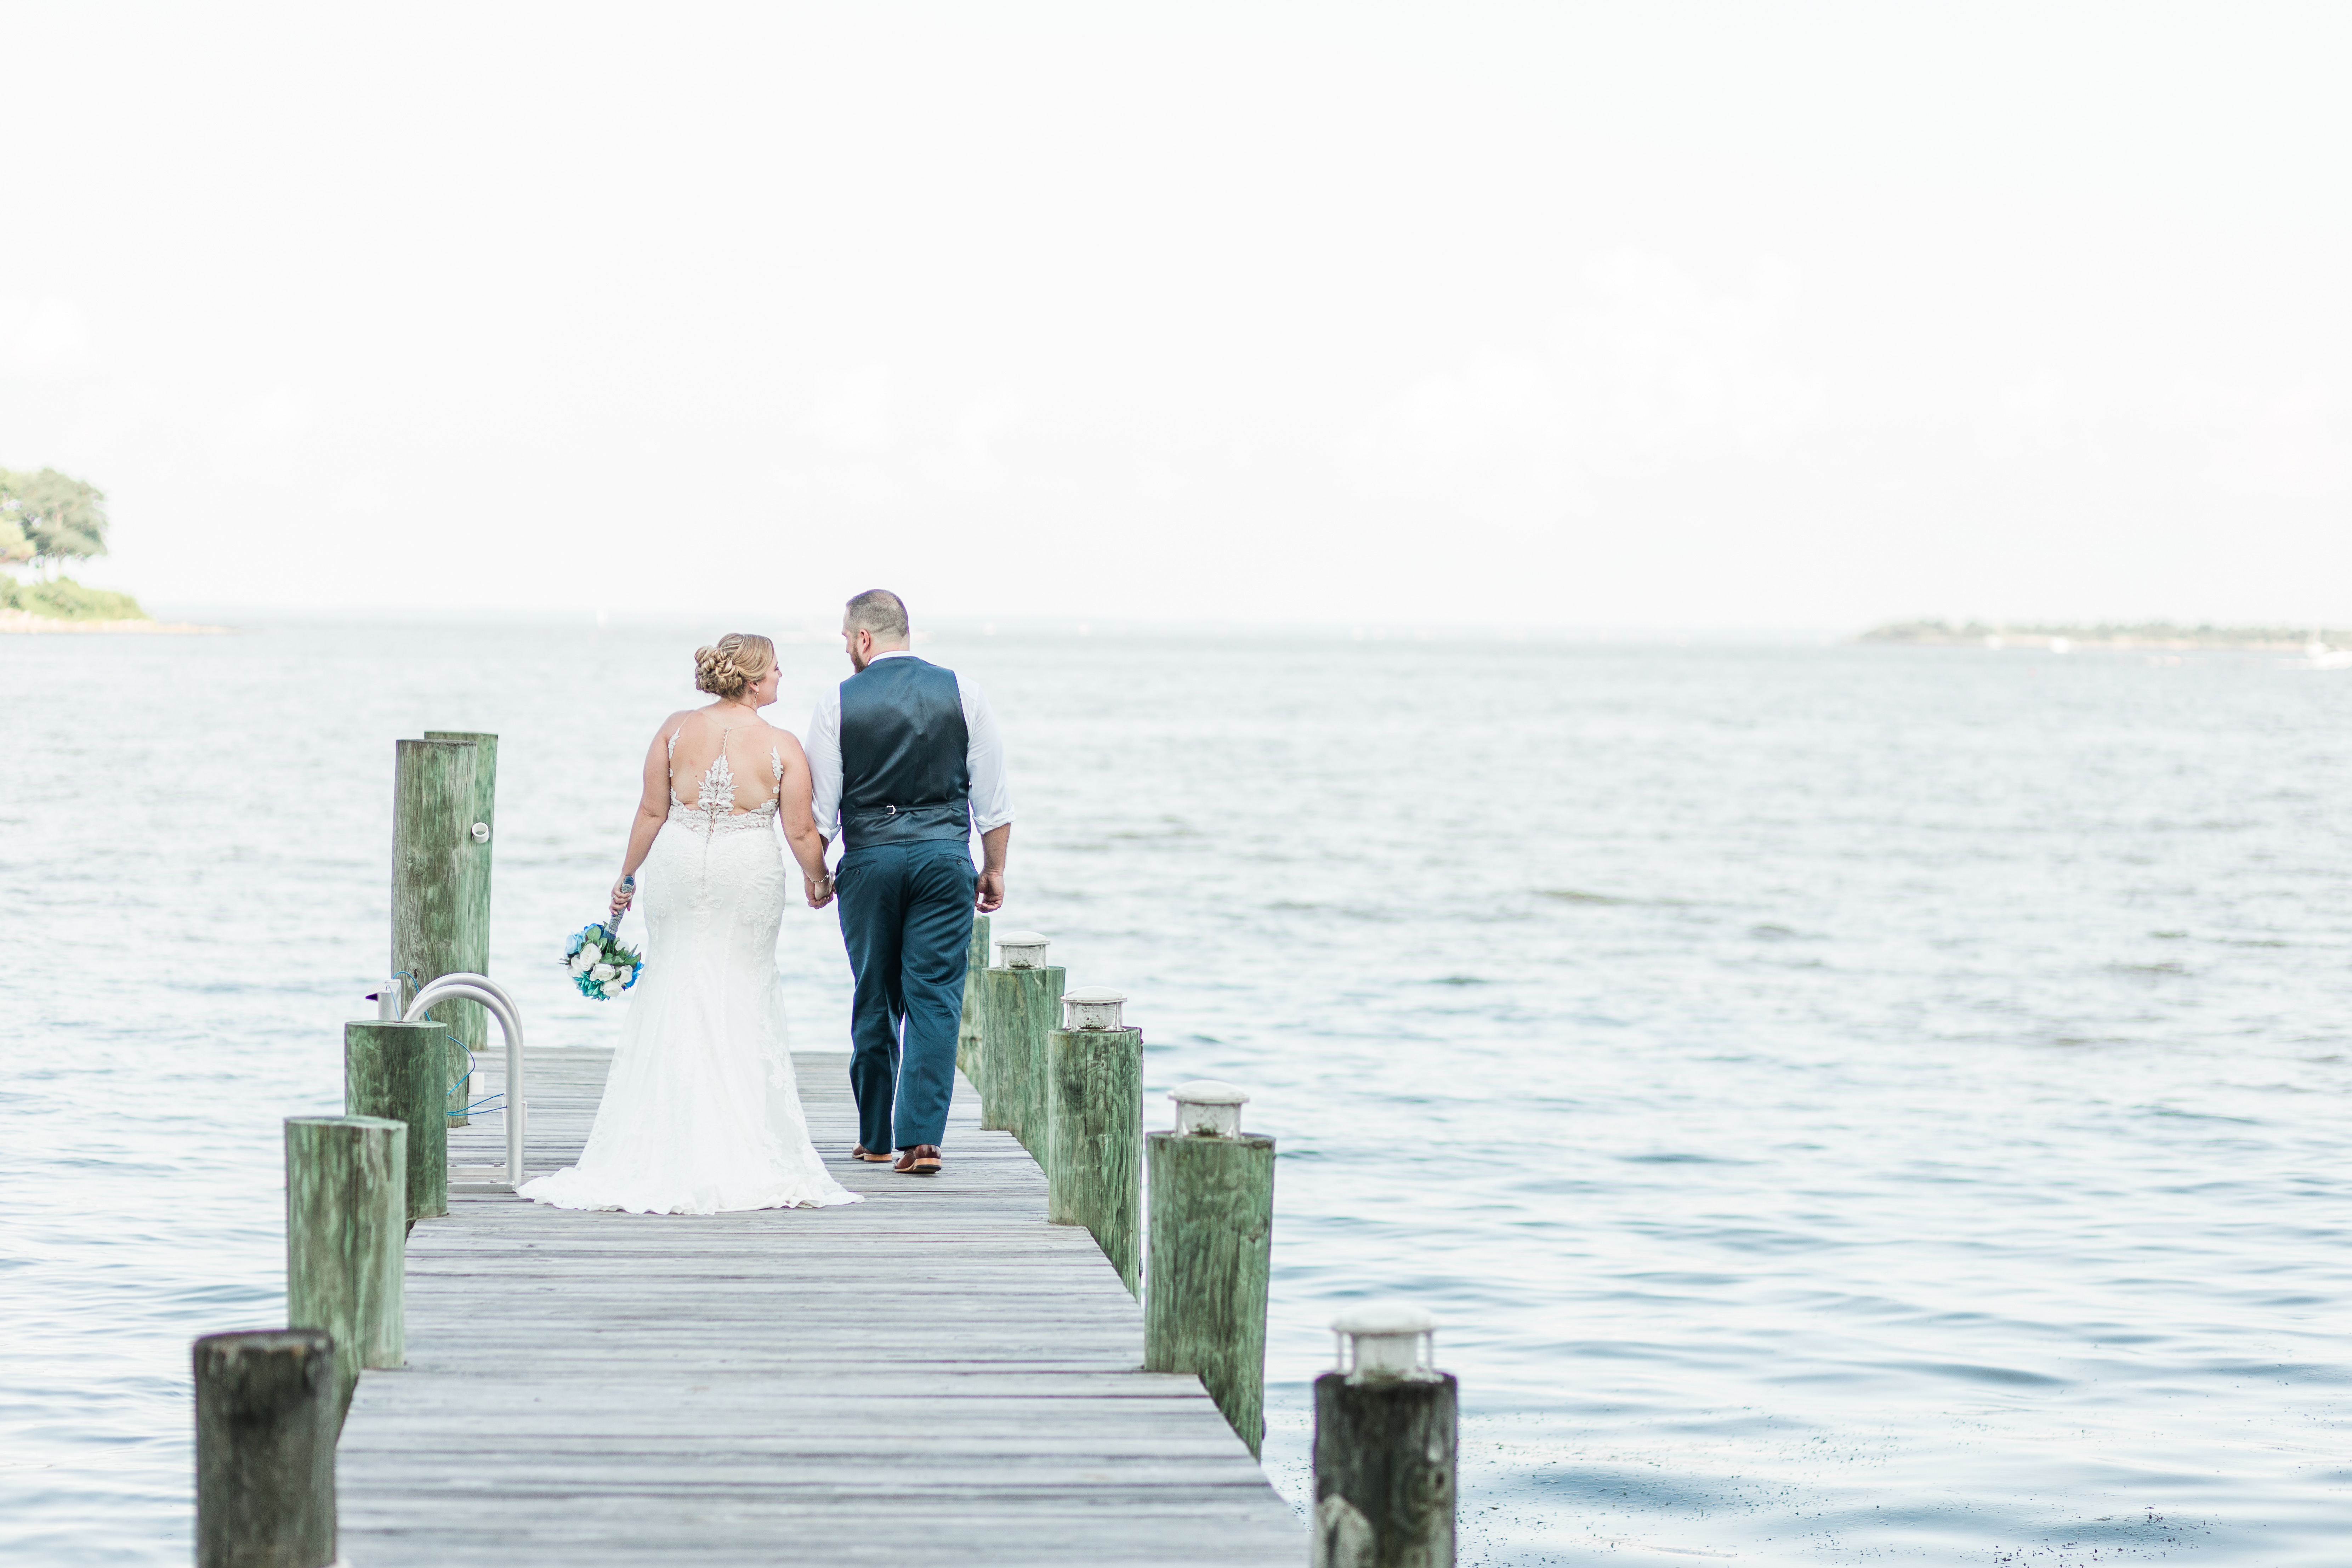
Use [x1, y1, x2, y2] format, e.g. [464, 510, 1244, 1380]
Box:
[613, 719, 677, 914]
[771, 732, 833, 907]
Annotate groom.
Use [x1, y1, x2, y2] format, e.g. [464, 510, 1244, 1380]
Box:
[806, 589, 1011, 1175]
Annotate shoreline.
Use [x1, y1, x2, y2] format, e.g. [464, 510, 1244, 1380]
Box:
[0, 609, 234, 635]
[1861, 621, 2348, 653]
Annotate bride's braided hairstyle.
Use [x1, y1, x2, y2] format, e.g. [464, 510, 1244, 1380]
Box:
[693, 633, 777, 700]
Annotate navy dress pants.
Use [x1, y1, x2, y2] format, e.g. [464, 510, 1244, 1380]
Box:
[834, 839, 978, 1153]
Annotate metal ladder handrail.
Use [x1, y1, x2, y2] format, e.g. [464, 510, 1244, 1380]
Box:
[403, 973, 528, 1189]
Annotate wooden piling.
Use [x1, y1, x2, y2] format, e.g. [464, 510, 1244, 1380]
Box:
[1045, 988, 1142, 1297]
[978, 928, 1042, 1132]
[1311, 1377, 1459, 1567]
[344, 1020, 448, 1223]
[1312, 1308, 1458, 1568]
[982, 953, 1062, 1152]
[391, 737, 477, 1126]
[284, 1115, 407, 1423]
[423, 731, 496, 1124]
[955, 912, 990, 1084]
[1144, 1082, 1275, 1456]
[193, 1329, 336, 1568]
[979, 963, 1012, 1132]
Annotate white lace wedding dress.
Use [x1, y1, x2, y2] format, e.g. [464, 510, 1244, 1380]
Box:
[519, 728, 859, 1215]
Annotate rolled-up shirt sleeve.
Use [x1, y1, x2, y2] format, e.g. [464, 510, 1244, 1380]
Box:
[806, 686, 843, 843]
[962, 681, 1014, 833]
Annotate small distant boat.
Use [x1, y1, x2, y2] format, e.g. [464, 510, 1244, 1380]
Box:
[2297, 640, 2352, 670]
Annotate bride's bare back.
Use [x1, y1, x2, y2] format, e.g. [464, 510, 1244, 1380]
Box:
[660, 707, 789, 815]
[609, 634, 836, 922]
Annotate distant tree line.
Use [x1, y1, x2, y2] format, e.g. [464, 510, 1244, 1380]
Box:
[0, 468, 110, 574]
[1861, 618, 2349, 650]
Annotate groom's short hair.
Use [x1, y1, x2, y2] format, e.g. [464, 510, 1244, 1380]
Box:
[845, 589, 910, 643]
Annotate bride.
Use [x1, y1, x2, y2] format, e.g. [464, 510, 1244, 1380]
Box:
[521, 633, 859, 1214]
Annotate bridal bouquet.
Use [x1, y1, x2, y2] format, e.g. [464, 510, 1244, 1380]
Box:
[563, 921, 641, 1001]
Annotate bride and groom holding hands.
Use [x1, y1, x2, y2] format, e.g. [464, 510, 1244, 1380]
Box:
[519, 589, 1013, 1215]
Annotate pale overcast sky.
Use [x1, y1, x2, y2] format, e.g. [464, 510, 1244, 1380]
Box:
[1, 3, 2345, 629]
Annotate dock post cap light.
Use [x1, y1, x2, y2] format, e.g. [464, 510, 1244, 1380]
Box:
[1170, 1079, 1249, 1137]
[1061, 987, 1128, 1030]
[1331, 1302, 1440, 1382]
[996, 931, 1051, 968]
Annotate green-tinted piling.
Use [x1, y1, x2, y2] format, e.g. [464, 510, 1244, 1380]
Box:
[1045, 987, 1142, 1296]
[344, 1020, 448, 1223]
[1144, 1080, 1274, 1456]
[284, 1115, 407, 1424]
[956, 913, 990, 1084]
[193, 1329, 337, 1568]
[423, 731, 496, 1123]
[391, 737, 477, 1125]
[981, 930, 1058, 1151]
[1312, 1308, 1458, 1568]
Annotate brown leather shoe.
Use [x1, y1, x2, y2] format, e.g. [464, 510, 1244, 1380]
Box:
[851, 1145, 894, 1163]
[892, 1145, 943, 1175]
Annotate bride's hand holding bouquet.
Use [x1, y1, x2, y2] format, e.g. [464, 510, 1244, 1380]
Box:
[562, 915, 641, 1002]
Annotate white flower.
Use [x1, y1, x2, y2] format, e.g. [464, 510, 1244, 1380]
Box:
[617, 967, 637, 988]
[591, 963, 617, 983]
[580, 943, 603, 965]
[569, 952, 594, 976]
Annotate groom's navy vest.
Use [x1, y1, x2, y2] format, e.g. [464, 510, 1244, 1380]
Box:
[838, 655, 971, 853]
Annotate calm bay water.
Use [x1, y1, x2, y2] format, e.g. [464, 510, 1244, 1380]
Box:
[4, 622, 2348, 1565]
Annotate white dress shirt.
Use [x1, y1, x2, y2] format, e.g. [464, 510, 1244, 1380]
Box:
[806, 648, 1014, 847]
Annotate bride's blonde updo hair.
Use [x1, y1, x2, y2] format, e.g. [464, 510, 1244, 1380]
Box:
[692, 633, 776, 699]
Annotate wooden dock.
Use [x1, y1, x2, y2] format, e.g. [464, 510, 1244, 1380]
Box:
[335, 1046, 1302, 1566]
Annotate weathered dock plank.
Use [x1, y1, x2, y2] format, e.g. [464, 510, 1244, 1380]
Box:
[336, 1046, 1301, 1566]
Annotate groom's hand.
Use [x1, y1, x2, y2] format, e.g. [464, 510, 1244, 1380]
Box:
[805, 873, 835, 910]
[975, 824, 1009, 914]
